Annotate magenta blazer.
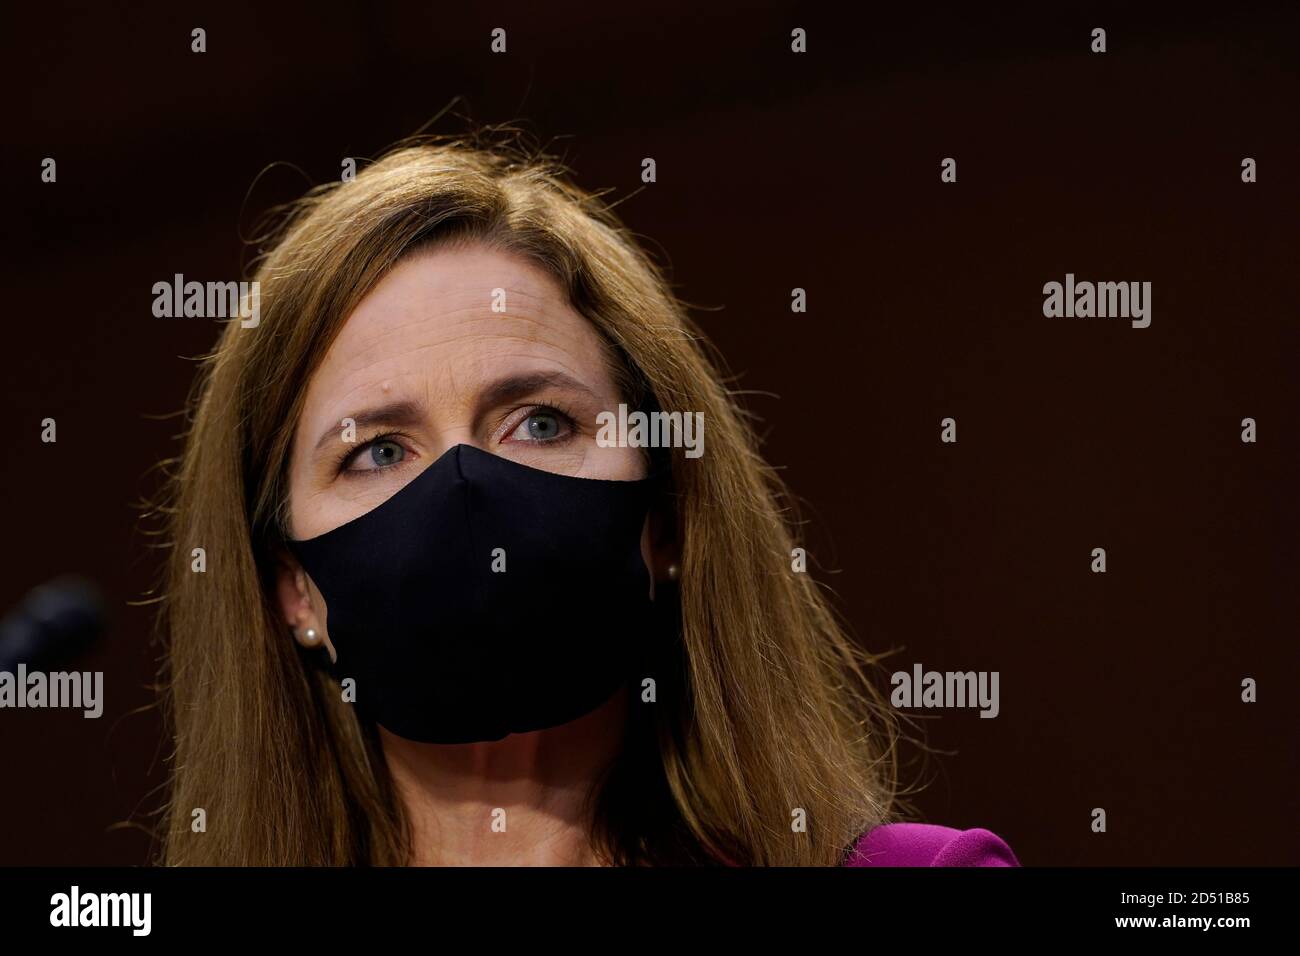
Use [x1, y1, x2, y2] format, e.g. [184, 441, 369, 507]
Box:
[843, 823, 1019, 867]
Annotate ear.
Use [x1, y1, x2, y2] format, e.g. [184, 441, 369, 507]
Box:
[274, 547, 337, 663]
[639, 496, 680, 601]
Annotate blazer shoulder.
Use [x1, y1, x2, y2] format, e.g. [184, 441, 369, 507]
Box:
[842, 822, 1020, 867]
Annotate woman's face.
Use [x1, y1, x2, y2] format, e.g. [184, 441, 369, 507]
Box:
[277, 242, 653, 645]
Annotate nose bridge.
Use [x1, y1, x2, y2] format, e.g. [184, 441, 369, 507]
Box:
[418, 363, 480, 461]
[449, 439, 469, 481]
[424, 422, 478, 464]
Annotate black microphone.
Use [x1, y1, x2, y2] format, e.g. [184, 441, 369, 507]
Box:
[0, 575, 107, 673]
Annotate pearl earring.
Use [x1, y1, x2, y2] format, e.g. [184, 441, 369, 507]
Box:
[666, 563, 680, 581]
[300, 626, 321, 647]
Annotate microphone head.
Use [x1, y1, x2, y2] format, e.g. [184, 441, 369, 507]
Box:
[0, 575, 108, 672]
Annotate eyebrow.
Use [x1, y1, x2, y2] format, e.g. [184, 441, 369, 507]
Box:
[313, 399, 427, 455]
[311, 372, 603, 456]
[473, 370, 602, 417]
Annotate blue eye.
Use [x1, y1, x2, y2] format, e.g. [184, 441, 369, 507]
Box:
[505, 408, 573, 445]
[357, 439, 404, 470]
[525, 413, 561, 440]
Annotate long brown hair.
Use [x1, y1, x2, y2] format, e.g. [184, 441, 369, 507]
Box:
[147, 128, 904, 865]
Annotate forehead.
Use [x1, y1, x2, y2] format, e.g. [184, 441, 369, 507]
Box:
[304, 243, 615, 411]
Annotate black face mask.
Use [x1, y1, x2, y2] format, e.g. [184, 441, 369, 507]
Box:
[286, 443, 660, 745]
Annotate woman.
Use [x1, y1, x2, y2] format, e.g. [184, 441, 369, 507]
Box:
[150, 133, 1017, 867]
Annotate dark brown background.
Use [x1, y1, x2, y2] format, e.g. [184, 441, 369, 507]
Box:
[3, 1, 1297, 865]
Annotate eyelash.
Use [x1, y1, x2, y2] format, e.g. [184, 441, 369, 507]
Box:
[335, 431, 406, 477]
[333, 403, 579, 478]
[509, 402, 578, 446]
